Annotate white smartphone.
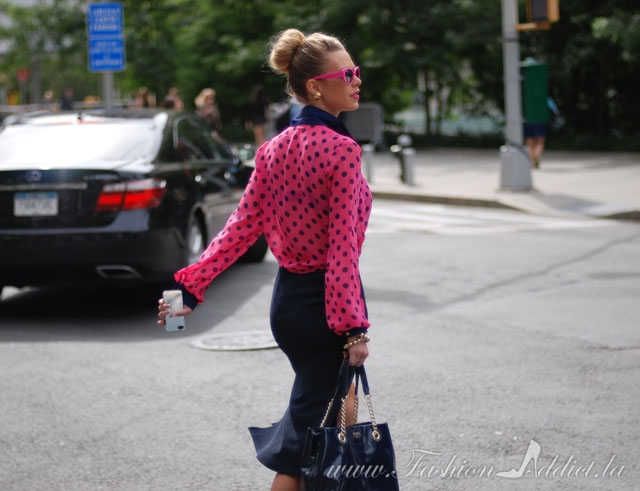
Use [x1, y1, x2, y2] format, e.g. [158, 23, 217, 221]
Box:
[162, 290, 185, 332]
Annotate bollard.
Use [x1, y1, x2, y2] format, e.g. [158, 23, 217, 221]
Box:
[361, 143, 374, 183]
[397, 134, 412, 148]
[390, 134, 415, 185]
[390, 144, 405, 182]
[401, 147, 416, 186]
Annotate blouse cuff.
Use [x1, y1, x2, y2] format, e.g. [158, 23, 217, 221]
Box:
[174, 283, 199, 310]
[344, 327, 368, 337]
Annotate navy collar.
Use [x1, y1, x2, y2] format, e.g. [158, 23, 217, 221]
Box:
[291, 105, 353, 139]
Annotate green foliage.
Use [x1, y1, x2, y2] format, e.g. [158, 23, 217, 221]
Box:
[0, 0, 90, 102]
[115, 0, 184, 100]
[520, 0, 640, 140]
[1, 0, 638, 148]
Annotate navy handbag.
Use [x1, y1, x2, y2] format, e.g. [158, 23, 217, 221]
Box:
[300, 359, 400, 490]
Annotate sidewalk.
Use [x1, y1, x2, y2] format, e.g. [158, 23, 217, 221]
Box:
[367, 148, 640, 221]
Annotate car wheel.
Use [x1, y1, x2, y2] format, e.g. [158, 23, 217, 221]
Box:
[239, 234, 268, 263]
[185, 216, 206, 265]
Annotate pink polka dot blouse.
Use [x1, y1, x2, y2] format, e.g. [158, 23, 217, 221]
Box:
[174, 123, 372, 335]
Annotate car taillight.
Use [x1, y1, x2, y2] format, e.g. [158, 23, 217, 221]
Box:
[95, 178, 167, 212]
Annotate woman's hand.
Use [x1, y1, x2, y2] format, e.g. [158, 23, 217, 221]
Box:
[345, 335, 369, 367]
[157, 298, 193, 327]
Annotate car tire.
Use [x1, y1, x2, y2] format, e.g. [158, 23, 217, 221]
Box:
[239, 234, 268, 263]
[184, 215, 206, 265]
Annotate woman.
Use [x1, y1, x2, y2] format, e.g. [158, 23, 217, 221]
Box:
[524, 96, 560, 169]
[195, 87, 223, 141]
[158, 28, 370, 491]
[162, 87, 184, 110]
[245, 84, 270, 146]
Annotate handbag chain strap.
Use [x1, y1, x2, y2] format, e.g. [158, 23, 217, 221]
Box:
[359, 364, 381, 441]
[320, 398, 334, 428]
[321, 390, 359, 432]
[321, 361, 381, 443]
[320, 359, 352, 428]
[339, 397, 348, 443]
[365, 392, 381, 441]
[353, 393, 359, 424]
[338, 369, 381, 444]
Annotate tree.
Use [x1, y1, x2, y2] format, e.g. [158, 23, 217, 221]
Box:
[351, 0, 470, 135]
[1, 0, 637, 145]
[116, 0, 183, 104]
[520, 0, 640, 142]
[0, 0, 87, 104]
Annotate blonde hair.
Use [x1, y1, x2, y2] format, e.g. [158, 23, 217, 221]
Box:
[268, 29, 345, 104]
[195, 88, 216, 109]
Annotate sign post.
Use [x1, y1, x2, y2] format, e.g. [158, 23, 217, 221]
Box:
[87, 3, 125, 109]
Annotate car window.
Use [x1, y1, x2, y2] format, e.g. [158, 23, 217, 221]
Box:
[175, 117, 234, 162]
[176, 118, 211, 161]
[0, 119, 162, 166]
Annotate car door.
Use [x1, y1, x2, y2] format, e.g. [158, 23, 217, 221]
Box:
[173, 116, 245, 242]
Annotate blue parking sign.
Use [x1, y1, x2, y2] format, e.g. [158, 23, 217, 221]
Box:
[87, 3, 125, 72]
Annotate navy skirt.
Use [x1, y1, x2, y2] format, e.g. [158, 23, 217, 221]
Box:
[249, 268, 352, 477]
[524, 122, 548, 138]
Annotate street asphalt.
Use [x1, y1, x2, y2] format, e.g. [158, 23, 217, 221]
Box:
[1, 145, 638, 491]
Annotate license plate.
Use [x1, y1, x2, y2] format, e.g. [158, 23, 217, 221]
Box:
[14, 192, 59, 217]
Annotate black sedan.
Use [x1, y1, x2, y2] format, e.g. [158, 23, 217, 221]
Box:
[0, 109, 267, 294]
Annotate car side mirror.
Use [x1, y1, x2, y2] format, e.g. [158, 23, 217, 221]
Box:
[235, 144, 255, 162]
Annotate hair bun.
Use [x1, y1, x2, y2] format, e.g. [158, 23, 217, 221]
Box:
[269, 29, 306, 74]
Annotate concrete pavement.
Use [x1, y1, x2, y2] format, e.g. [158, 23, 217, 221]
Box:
[366, 148, 640, 221]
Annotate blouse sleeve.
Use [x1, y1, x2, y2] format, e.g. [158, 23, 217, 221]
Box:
[324, 140, 370, 335]
[174, 169, 264, 303]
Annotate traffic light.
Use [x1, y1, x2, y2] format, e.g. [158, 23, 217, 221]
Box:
[527, 0, 559, 23]
[518, 0, 559, 31]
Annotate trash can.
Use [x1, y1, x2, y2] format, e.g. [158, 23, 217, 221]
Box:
[521, 58, 549, 124]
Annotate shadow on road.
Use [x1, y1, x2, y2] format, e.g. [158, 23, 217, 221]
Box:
[0, 261, 277, 343]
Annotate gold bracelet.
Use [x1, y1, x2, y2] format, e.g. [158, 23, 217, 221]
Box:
[343, 333, 370, 351]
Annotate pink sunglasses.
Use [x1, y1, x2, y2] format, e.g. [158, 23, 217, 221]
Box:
[313, 66, 360, 85]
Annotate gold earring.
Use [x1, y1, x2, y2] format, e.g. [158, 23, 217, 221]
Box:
[313, 92, 321, 100]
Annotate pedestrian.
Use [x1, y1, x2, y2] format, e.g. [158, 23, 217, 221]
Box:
[274, 94, 303, 134]
[59, 88, 74, 111]
[42, 90, 55, 110]
[524, 96, 560, 169]
[195, 87, 223, 142]
[135, 87, 154, 108]
[162, 87, 184, 110]
[244, 85, 270, 146]
[157, 28, 369, 491]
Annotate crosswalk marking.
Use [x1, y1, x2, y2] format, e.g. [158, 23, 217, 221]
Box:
[368, 202, 616, 235]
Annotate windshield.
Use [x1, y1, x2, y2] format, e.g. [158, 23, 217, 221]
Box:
[0, 118, 163, 167]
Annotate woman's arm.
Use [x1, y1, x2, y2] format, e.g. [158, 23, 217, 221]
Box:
[324, 139, 371, 335]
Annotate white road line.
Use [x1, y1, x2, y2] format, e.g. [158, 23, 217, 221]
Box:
[368, 202, 617, 235]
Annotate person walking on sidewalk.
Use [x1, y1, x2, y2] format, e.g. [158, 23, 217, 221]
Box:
[157, 28, 370, 491]
[524, 96, 560, 169]
[245, 84, 271, 146]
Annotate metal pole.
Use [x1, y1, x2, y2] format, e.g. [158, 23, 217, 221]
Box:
[401, 147, 415, 186]
[362, 143, 374, 183]
[503, 0, 523, 147]
[500, 0, 532, 190]
[102, 72, 113, 109]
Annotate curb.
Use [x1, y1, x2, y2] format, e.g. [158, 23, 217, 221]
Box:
[371, 190, 640, 222]
[603, 210, 640, 222]
[372, 190, 527, 211]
